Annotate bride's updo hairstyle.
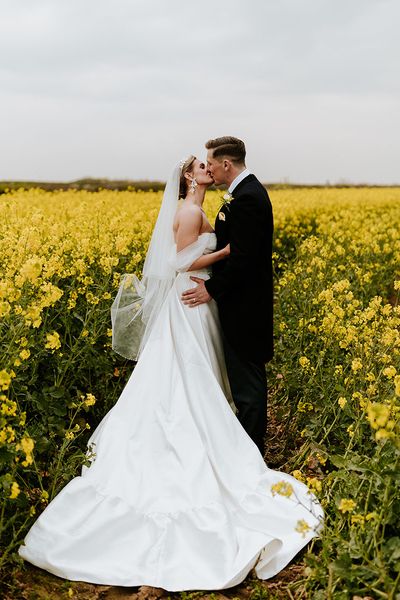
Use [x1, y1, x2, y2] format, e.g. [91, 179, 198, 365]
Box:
[179, 155, 196, 199]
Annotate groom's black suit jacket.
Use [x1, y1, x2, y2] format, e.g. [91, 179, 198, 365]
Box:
[204, 174, 274, 364]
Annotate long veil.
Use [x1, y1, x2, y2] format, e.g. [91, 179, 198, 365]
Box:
[110, 160, 182, 361]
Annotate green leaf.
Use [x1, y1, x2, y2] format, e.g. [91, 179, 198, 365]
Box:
[0, 446, 15, 466]
[382, 537, 400, 564]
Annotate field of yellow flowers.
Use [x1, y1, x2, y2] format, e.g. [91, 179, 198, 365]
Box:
[1, 186, 399, 599]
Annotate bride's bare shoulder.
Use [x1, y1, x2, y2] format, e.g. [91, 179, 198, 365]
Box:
[176, 203, 202, 217]
[173, 204, 202, 230]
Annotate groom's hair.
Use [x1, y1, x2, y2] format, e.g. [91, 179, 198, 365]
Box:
[205, 136, 246, 164]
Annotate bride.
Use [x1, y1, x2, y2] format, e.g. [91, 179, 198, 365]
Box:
[18, 156, 324, 591]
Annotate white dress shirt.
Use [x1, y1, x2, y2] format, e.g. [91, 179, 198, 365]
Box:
[228, 168, 251, 194]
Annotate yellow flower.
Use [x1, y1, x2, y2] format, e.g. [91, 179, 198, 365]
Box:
[271, 481, 294, 497]
[65, 431, 75, 440]
[383, 366, 396, 379]
[365, 511, 378, 521]
[306, 477, 322, 493]
[297, 401, 314, 412]
[0, 398, 17, 416]
[19, 348, 31, 360]
[23, 304, 42, 328]
[19, 257, 43, 282]
[83, 393, 96, 407]
[292, 470, 305, 483]
[0, 426, 16, 443]
[350, 513, 365, 528]
[375, 428, 392, 441]
[367, 401, 390, 429]
[0, 301, 11, 317]
[394, 280, 400, 291]
[394, 375, 400, 396]
[295, 519, 311, 537]
[20, 436, 35, 455]
[299, 356, 310, 369]
[21, 454, 34, 467]
[338, 397, 347, 408]
[45, 331, 61, 351]
[332, 279, 350, 293]
[9, 481, 20, 499]
[316, 452, 327, 465]
[338, 498, 357, 513]
[67, 296, 77, 310]
[81, 329, 89, 337]
[0, 370, 12, 391]
[351, 358, 363, 372]
[85, 291, 100, 305]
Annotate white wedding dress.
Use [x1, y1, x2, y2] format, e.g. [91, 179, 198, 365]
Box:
[19, 232, 324, 591]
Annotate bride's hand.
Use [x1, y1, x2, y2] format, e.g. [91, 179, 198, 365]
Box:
[222, 243, 230, 257]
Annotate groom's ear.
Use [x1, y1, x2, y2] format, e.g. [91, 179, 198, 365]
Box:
[223, 159, 231, 171]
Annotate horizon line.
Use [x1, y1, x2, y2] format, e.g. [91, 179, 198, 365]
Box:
[1, 177, 400, 188]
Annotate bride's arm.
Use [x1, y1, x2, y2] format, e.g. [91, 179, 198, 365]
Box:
[187, 244, 229, 270]
[176, 207, 229, 270]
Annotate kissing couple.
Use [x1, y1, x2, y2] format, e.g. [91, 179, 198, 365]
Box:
[19, 136, 324, 591]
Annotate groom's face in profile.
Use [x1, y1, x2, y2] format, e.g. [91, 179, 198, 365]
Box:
[206, 150, 226, 186]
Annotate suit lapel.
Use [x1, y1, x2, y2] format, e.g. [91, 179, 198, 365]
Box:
[214, 174, 257, 247]
[214, 202, 230, 249]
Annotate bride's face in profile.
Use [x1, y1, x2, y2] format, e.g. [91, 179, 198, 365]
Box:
[188, 159, 214, 187]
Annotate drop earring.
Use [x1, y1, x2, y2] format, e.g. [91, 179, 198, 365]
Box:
[189, 178, 198, 194]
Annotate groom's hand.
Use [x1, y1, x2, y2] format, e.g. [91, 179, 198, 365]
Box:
[181, 277, 212, 307]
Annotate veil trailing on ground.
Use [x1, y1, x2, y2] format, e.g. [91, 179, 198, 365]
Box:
[111, 160, 184, 360]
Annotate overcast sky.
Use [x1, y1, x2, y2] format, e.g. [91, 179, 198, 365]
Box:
[1, 0, 399, 184]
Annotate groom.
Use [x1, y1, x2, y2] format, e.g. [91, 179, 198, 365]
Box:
[181, 136, 274, 456]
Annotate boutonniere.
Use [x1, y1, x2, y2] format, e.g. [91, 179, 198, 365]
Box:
[222, 191, 234, 205]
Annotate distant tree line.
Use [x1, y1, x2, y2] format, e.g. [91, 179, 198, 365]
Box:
[0, 177, 397, 194]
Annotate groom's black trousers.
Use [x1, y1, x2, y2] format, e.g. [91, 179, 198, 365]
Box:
[221, 333, 268, 456]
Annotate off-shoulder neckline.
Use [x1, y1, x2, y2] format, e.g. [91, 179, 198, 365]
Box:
[173, 231, 215, 246]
